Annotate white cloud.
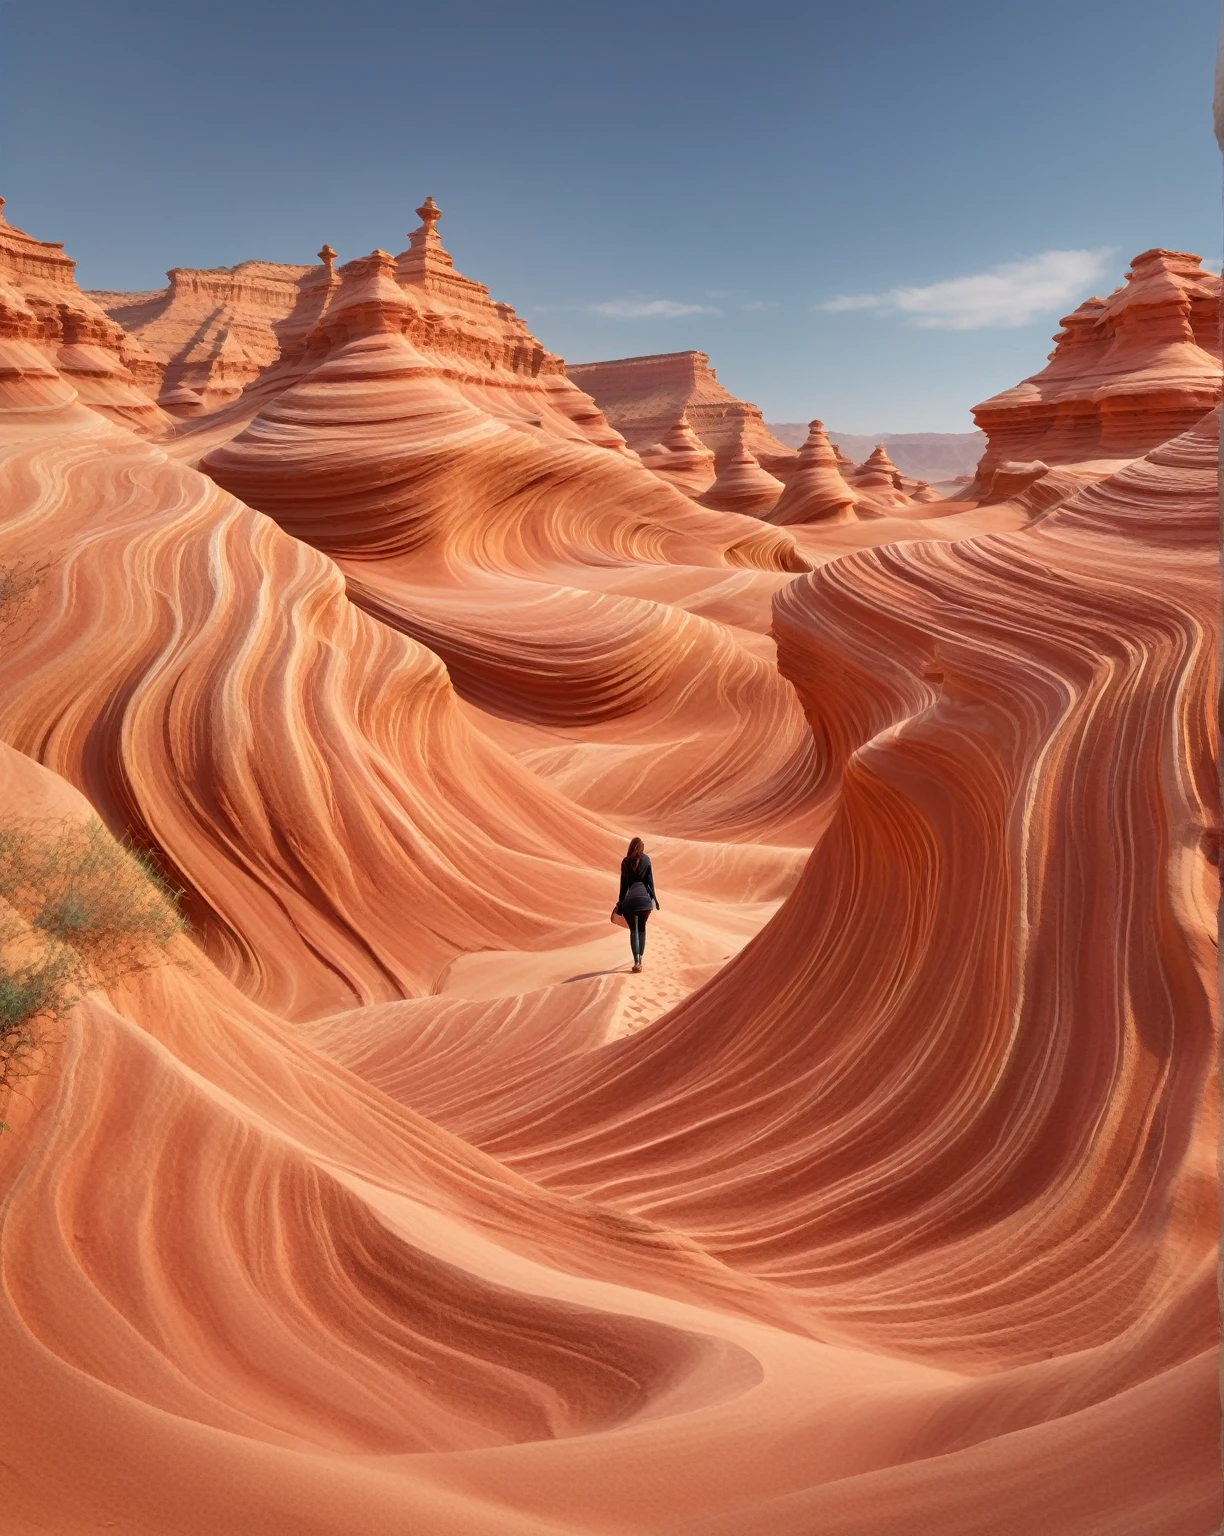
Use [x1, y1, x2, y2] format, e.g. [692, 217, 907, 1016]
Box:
[820, 248, 1116, 330]
[740, 300, 777, 312]
[589, 299, 722, 319]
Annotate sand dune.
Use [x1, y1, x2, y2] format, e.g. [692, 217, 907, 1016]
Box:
[0, 197, 1218, 1534]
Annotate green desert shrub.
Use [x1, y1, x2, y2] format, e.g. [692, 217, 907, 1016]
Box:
[0, 818, 186, 1113]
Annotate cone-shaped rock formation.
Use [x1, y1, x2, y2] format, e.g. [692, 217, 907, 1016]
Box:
[567, 349, 797, 476]
[766, 419, 857, 526]
[0, 191, 1217, 1536]
[637, 410, 718, 496]
[851, 443, 909, 508]
[695, 434, 785, 515]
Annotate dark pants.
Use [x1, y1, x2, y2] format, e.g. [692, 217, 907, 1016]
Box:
[627, 910, 650, 962]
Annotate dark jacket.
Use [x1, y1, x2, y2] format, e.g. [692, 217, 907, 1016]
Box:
[617, 853, 658, 913]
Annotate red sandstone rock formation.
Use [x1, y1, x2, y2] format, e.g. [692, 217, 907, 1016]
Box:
[766, 419, 857, 526]
[94, 200, 628, 449]
[93, 256, 336, 411]
[0, 196, 168, 432]
[972, 248, 1221, 478]
[567, 349, 797, 474]
[770, 425, 987, 482]
[695, 432, 784, 515]
[637, 410, 717, 496]
[194, 211, 812, 854]
[850, 442, 911, 510]
[0, 193, 1217, 1536]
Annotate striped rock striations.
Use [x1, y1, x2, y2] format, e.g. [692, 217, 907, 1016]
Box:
[0, 191, 1218, 1536]
[0, 196, 168, 432]
[567, 348, 798, 475]
[195, 217, 816, 847]
[93, 259, 324, 409]
[637, 410, 718, 496]
[766, 418, 858, 525]
[695, 432, 785, 515]
[972, 248, 1221, 479]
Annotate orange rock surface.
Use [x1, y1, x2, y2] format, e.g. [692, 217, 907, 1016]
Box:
[0, 196, 1218, 1536]
[0, 197, 168, 432]
[637, 410, 718, 496]
[767, 419, 858, 525]
[972, 248, 1221, 480]
[567, 348, 798, 474]
[695, 432, 785, 515]
[92, 257, 324, 409]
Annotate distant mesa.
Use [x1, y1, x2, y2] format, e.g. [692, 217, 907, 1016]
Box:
[567, 349, 797, 476]
[90, 258, 324, 412]
[971, 247, 1221, 480]
[566, 350, 949, 514]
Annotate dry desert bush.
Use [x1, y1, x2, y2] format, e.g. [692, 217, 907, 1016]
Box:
[0, 816, 186, 1121]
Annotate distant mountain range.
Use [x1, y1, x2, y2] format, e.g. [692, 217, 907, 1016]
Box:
[767, 425, 985, 481]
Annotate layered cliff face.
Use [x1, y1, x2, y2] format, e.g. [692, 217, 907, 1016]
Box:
[1, 192, 1218, 1536]
[0, 197, 169, 432]
[972, 248, 1221, 477]
[567, 348, 798, 474]
[93, 198, 629, 444]
[93, 259, 324, 410]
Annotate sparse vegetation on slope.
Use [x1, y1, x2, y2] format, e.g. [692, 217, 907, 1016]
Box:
[0, 818, 186, 1112]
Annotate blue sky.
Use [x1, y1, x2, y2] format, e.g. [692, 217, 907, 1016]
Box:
[3, 0, 1219, 429]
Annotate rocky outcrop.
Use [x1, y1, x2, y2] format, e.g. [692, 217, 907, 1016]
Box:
[637, 411, 717, 496]
[93, 256, 333, 411]
[695, 435, 784, 515]
[972, 248, 1221, 478]
[849, 442, 910, 510]
[770, 425, 986, 482]
[198, 213, 801, 572]
[0, 196, 169, 432]
[567, 349, 797, 475]
[766, 420, 857, 526]
[93, 200, 629, 447]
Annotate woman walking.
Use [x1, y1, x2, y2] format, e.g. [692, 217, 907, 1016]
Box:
[613, 836, 659, 973]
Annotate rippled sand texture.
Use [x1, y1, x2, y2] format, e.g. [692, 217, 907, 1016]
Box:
[0, 197, 1219, 1536]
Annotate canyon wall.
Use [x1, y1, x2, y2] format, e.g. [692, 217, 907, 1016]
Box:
[0, 194, 1217, 1536]
[567, 348, 798, 473]
[972, 248, 1220, 478]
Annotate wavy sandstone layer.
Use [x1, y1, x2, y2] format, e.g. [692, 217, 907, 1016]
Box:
[0, 198, 1218, 1536]
[973, 249, 1221, 477]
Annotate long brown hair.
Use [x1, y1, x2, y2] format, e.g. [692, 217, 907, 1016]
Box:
[626, 836, 644, 871]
